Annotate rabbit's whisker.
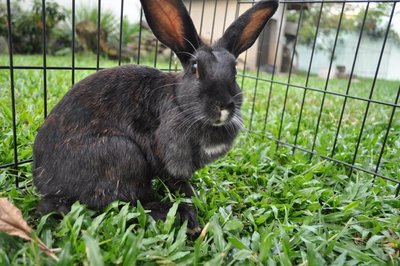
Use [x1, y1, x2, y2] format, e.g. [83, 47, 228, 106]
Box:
[176, 51, 197, 60]
[147, 82, 184, 98]
[232, 91, 243, 100]
[183, 37, 198, 54]
[182, 115, 205, 139]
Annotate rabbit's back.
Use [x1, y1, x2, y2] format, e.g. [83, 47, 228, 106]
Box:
[53, 65, 168, 131]
[33, 65, 173, 211]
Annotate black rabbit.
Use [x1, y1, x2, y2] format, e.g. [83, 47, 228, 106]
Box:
[33, 0, 278, 231]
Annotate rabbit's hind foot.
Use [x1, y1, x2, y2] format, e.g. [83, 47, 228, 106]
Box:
[37, 195, 72, 216]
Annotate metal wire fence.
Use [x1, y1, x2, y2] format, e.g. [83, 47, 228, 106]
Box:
[0, 0, 399, 196]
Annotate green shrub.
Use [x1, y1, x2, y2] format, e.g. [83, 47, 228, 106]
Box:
[0, 0, 67, 54]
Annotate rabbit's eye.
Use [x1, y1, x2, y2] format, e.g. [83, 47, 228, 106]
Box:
[191, 62, 199, 78]
[191, 63, 198, 74]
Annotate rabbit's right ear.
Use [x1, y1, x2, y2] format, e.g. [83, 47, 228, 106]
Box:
[140, 0, 202, 66]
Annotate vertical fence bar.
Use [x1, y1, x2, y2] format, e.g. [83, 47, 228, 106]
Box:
[210, 0, 218, 44]
[331, 3, 370, 158]
[234, 0, 240, 19]
[199, 0, 206, 37]
[293, 2, 324, 154]
[186, 0, 193, 69]
[152, 2, 165, 68]
[276, 4, 304, 150]
[372, 85, 400, 184]
[96, 0, 101, 71]
[0, 0, 397, 193]
[188, 0, 193, 14]
[310, 2, 345, 157]
[41, 0, 48, 118]
[168, 51, 174, 72]
[137, 8, 143, 65]
[118, 0, 124, 66]
[154, 41, 159, 68]
[248, 36, 265, 131]
[248, 0, 263, 131]
[349, 2, 396, 176]
[222, 0, 229, 32]
[167, 2, 174, 73]
[6, 0, 19, 187]
[72, 0, 76, 85]
[236, 1, 250, 104]
[262, 3, 285, 136]
[240, 51, 249, 92]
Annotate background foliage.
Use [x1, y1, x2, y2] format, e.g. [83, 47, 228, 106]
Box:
[287, 3, 400, 56]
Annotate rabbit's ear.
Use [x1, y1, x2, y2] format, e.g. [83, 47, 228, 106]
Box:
[140, 0, 202, 65]
[217, 0, 278, 58]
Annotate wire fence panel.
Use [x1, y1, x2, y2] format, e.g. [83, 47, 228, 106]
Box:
[0, 0, 399, 195]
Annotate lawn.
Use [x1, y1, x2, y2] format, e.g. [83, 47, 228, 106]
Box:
[0, 54, 399, 265]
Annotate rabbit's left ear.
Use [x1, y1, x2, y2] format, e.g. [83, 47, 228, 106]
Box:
[140, 0, 202, 65]
[217, 0, 279, 58]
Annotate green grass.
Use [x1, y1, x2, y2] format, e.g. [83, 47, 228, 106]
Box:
[0, 54, 399, 265]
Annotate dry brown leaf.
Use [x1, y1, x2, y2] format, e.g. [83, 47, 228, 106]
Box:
[0, 198, 59, 261]
[0, 198, 32, 241]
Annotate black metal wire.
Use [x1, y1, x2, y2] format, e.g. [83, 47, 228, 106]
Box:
[137, 8, 143, 65]
[249, 0, 274, 132]
[310, 2, 346, 157]
[373, 85, 400, 183]
[236, 72, 400, 109]
[199, 0, 206, 37]
[0, 62, 397, 110]
[278, 0, 396, 3]
[71, 0, 76, 85]
[41, 0, 48, 118]
[154, 41, 159, 68]
[188, 0, 193, 14]
[262, 3, 286, 136]
[222, 0, 230, 32]
[1, 0, 399, 196]
[6, 0, 19, 188]
[331, 2, 370, 159]
[0, 159, 33, 170]
[251, 130, 400, 185]
[238, 2, 253, 112]
[293, 2, 324, 154]
[210, 0, 218, 44]
[96, 0, 101, 71]
[276, 3, 304, 150]
[349, 2, 397, 176]
[118, 0, 124, 66]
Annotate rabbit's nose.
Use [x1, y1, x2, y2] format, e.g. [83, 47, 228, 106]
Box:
[218, 101, 234, 122]
[220, 109, 230, 122]
[213, 102, 234, 126]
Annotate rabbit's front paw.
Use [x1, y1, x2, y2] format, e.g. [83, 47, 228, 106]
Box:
[178, 204, 201, 235]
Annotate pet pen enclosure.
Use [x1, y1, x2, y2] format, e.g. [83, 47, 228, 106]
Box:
[0, 0, 399, 197]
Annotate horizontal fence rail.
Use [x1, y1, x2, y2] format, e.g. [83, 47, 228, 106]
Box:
[0, 0, 399, 196]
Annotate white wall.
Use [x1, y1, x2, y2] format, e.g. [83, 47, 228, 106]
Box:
[297, 33, 399, 81]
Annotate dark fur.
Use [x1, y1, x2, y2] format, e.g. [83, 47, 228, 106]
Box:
[33, 0, 278, 230]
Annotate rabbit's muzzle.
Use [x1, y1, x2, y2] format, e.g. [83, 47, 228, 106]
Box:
[211, 100, 236, 127]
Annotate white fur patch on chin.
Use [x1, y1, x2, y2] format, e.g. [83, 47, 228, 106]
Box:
[203, 144, 228, 156]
